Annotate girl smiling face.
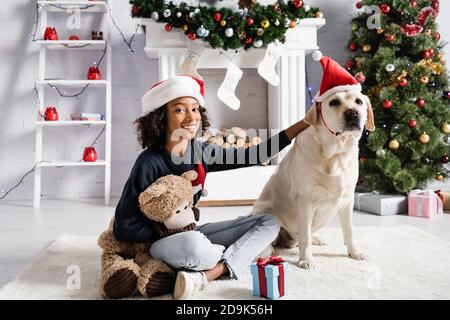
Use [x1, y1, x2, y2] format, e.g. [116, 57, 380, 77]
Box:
[166, 96, 202, 143]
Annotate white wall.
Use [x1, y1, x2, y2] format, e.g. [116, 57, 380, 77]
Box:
[0, 0, 449, 202]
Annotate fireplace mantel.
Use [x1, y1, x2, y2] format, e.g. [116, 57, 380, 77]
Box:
[136, 18, 325, 205]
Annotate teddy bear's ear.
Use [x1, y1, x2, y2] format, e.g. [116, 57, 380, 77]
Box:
[139, 183, 167, 206]
[181, 170, 198, 182]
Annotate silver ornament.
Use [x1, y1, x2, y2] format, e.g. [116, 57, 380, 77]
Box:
[253, 39, 263, 48]
[189, 12, 195, 18]
[151, 11, 159, 21]
[376, 149, 386, 157]
[285, 18, 291, 27]
[196, 25, 207, 37]
[385, 64, 395, 72]
[274, 19, 280, 26]
[224, 28, 234, 38]
[176, 12, 182, 18]
[163, 9, 171, 18]
[194, 8, 200, 14]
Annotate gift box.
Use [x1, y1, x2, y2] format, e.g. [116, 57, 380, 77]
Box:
[354, 192, 408, 215]
[435, 190, 450, 212]
[408, 189, 443, 218]
[250, 256, 287, 300]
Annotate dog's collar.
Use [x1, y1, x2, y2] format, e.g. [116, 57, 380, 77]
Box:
[317, 103, 338, 136]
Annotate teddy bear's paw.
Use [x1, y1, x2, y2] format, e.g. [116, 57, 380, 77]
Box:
[103, 267, 138, 299]
[144, 271, 176, 298]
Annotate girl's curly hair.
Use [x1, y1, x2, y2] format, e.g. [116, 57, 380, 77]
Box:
[134, 105, 210, 149]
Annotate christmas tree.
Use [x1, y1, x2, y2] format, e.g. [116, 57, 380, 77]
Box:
[347, 0, 450, 194]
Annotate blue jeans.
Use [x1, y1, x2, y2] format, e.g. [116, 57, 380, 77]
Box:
[149, 214, 280, 279]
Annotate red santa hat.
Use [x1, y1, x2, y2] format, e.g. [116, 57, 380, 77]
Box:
[312, 51, 361, 102]
[141, 75, 205, 116]
[192, 163, 208, 198]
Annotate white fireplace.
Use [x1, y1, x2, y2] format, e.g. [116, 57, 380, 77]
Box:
[136, 18, 325, 205]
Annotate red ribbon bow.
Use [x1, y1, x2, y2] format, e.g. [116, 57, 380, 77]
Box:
[257, 256, 285, 298]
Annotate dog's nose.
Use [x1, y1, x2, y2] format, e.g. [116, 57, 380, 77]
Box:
[345, 109, 360, 119]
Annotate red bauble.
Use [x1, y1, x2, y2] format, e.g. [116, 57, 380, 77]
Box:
[380, 4, 391, 13]
[247, 18, 254, 26]
[188, 32, 196, 40]
[441, 155, 449, 164]
[435, 32, 441, 40]
[398, 78, 408, 87]
[408, 119, 417, 128]
[359, 155, 368, 162]
[345, 60, 354, 69]
[356, 2, 363, 9]
[87, 66, 102, 80]
[428, 48, 435, 56]
[410, 0, 417, 7]
[416, 98, 426, 108]
[44, 106, 58, 121]
[68, 35, 79, 41]
[164, 24, 173, 32]
[245, 37, 253, 44]
[423, 50, 431, 59]
[214, 12, 222, 22]
[355, 72, 366, 84]
[44, 27, 58, 40]
[383, 99, 393, 109]
[83, 147, 97, 162]
[131, 4, 141, 15]
[348, 42, 357, 51]
[292, 0, 303, 9]
[385, 34, 395, 42]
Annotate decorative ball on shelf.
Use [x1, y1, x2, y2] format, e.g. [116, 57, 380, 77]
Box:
[345, 60, 354, 70]
[422, 50, 432, 59]
[441, 123, 450, 134]
[182, 24, 189, 31]
[408, 119, 417, 128]
[385, 34, 395, 43]
[386, 64, 395, 72]
[189, 12, 195, 19]
[224, 28, 234, 38]
[261, 19, 270, 29]
[389, 139, 400, 150]
[315, 11, 324, 18]
[214, 12, 222, 22]
[356, 2, 363, 9]
[398, 78, 408, 87]
[196, 25, 207, 37]
[377, 28, 384, 34]
[165, 24, 173, 32]
[256, 28, 264, 36]
[383, 99, 393, 109]
[68, 35, 80, 41]
[419, 133, 430, 144]
[428, 48, 435, 56]
[362, 44, 372, 52]
[379, 4, 391, 13]
[245, 37, 253, 44]
[441, 155, 449, 164]
[188, 32, 196, 40]
[436, 174, 444, 181]
[176, 12, 182, 18]
[151, 11, 159, 21]
[420, 76, 429, 84]
[220, 20, 227, 27]
[289, 20, 297, 28]
[416, 98, 426, 108]
[247, 18, 254, 26]
[292, 0, 303, 9]
[163, 9, 171, 18]
[131, 5, 141, 15]
[274, 19, 280, 26]
[253, 39, 263, 48]
[355, 72, 366, 84]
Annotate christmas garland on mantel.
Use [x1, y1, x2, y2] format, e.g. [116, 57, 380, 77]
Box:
[130, 0, 322, 50]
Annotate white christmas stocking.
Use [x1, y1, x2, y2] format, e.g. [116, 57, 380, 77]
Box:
[180, 41, 205, 79]
[257, 42, 282, 86]
[217, 62, 243, 110]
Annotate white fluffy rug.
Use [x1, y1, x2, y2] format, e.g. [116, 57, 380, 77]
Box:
[1, 226, 450, 300]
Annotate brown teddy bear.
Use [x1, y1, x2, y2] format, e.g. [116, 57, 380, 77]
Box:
[97, 170, 200, 299]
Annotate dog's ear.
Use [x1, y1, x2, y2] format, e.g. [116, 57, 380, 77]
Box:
[364, 95, 375, 132]
[304, 102, 319, 126]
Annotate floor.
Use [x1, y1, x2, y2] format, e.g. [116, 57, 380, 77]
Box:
[1, 198, 449, 288]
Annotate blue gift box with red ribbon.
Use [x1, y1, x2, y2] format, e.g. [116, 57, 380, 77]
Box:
[250, 256, 288, 300]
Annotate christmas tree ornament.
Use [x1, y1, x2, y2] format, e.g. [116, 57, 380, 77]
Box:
[441, 123, 450, 134]
[188, 32, 196, 40]
[383, 99, 393, 109]
[304, 5, 311, 11]
[131, 4, 141, 15]
[225, 28, 234, 38]
[441, 155, 449, 164]
[356, 2, 363, 9]
[293, 0, 304, 8]
[217, 62, 243, 110]
[289, 20, 297, 28]
[408, 119, 417, 128]
[420, 76, 429, 84]
[258, 43, 282, 86]
[429, 48, 435, 56]
[393, 124, 401, 132]
[196, 25, 207, 37]
[68, 35, 80, 41]
[435, 32, 441, 40]
[416, 98, 426, 108]
[165, 24, 173, 32]
[180, 42, 205, 80]
[380, 4, 391, 13]
[245, 37, 253, 44]
[151, 11, 159, 21]
[256, 28, 264, 36]
[376, 149, 386, 157]
[238, 31, 246, 39]
[389, 139, 400, 150]
[352, 23, 359, 31]
[214, 12, 222, 22]
[83, 147, 97, 162]
[247, 18, 254, 26]
[423, 51, 432, 59]
[315, 11, 324, 18]
[163, 9, 171, 18]
[359, 155, 368, 162]
[87, 66, 101, 80]
[398, 78, 408, 87]
[220, 20, 227, 27]
[44, 27, 58, 40]
[189, 12, 195, 19]
[274, 19, 280, 26]
[386, 64, 395, 72]
[253, 39, 263, 48]
[419, 133, 430, 144]
[355, 72, 366, 84]
[410, 0, 417, 7]
[194, 8, 200, 14]
[176, 12, 182, 18]
[385, 34, 395, 43]
[442, 91, 450, 99]
[345, 60, 354, 70]
[261, 20, 270, 29]
[436, 174, 444, 181]
[43, 106, 59, 121]
[444, 136, 450, 144]
[362, 44, 371, 52]
[377, 29, 385, 34]
[425, 29, 432, 36]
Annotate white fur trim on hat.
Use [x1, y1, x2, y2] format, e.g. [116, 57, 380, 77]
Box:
[314, 83, 362, 102]
[312, 50, 323, 62]
[141, 76, 205, 116]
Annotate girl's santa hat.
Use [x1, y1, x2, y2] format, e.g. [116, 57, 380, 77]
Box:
[312, 51, 361, 102]
[141, 75, 205, 116]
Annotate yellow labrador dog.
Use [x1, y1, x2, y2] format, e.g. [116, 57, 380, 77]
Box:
[252, 91, 375, 270]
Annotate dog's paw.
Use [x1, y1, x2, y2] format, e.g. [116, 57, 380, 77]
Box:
[312, 236, 326, 246]
[348, 252, 369, 261]
[297, 259, 315, 270]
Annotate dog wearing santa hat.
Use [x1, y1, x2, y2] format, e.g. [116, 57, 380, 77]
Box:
[252, 51, 375, 270]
